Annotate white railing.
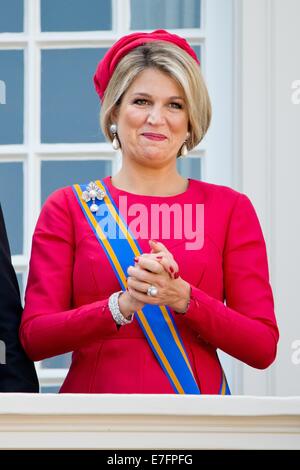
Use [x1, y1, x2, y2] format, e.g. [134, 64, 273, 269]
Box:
[0, 394, 299, 449]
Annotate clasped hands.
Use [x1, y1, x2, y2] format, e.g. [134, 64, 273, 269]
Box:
[118, 239, 191, 318]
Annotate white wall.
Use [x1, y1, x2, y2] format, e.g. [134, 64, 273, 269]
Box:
[272, 0, 300, 396]
[237, 0, 300, 395]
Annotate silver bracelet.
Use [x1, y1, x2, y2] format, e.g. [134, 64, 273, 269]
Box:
[174, 287, 191, 315]
[108, 290, 134, 326]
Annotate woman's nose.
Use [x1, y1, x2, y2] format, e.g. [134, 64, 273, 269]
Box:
[146, 106, 166, 125]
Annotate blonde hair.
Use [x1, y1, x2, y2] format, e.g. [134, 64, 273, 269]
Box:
[100, 41, 211, 154]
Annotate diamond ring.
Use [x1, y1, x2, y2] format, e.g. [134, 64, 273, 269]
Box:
[147, 285, 158, 297]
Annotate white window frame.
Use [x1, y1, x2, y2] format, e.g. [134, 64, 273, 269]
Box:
[0, 0, 237, 391]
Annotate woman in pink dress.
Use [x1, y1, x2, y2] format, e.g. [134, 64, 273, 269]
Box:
[20, 30, 279, 394]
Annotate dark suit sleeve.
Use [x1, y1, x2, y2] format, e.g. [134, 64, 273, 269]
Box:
[0, 205, 39, 392]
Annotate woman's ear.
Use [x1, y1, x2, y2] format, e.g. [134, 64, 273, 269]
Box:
[110, 105, 119, 124]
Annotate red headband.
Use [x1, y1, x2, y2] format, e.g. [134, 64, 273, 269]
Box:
[94, 29, 200, 102]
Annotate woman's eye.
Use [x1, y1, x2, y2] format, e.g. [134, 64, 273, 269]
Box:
[133, 99, 183, 109]
[170, 102, 183, 109]
[134, 99, 148, 105]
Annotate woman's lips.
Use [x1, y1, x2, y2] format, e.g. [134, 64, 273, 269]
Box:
[142, 133, 167, 141]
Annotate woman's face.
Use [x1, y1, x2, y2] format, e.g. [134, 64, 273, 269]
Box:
[113, 68, 189, 167]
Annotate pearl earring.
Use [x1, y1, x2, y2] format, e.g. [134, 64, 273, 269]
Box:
[110, 123, 120, 150]
[179, 132, 190, 157]
[180, 141, 188, 157]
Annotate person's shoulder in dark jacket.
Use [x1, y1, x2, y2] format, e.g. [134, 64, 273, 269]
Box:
[0, 204, 39, 392]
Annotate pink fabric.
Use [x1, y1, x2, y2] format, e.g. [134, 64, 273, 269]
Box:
[20, 176, 279, 393]
[94, 29, 200, 101]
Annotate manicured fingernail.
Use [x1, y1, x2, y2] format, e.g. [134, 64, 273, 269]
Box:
[134, 257, 139, 262]
[156, 256, 163, 259]
[174, 271, 180, 279]
[169, 266, 174, 273]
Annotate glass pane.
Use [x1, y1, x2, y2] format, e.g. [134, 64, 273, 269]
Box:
[40, 385, 60, 393]
[176, 156, 201, 179]
[192, 45, 201, 63]
[130, 0, 201, 29]
[0, 50, 24, 144]
[41, 48, 107, 143]
[0, 162, 23, 254]
[41, 0, 112, 32]
[41, 160, 112, 203]
[42, 354, 72, 369]
[0, 0, 24, 33]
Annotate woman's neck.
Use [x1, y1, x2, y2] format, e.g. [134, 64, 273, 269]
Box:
[111, 167, 188, 196]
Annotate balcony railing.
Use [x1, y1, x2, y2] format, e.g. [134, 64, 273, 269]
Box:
[0, 394, 299, 449]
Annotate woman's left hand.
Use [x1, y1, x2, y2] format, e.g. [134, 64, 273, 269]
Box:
[126, 240, 191, 313]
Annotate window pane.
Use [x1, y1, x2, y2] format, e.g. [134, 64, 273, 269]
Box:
[40, 159, 112, 369]
[0, 162, 23, 254]
[41, 0, 112, 32]
[130, 0, 201, 29]
[42, 354, 72, 370]
[41, 160, 112, 202]
[0, 0, 23, 33]
[40, 385, 60, 393]
[176, 156, 201, 179]
[41, 48, 107, 143]
[0, 50, 24, 144]
[192, 45, 201, 63]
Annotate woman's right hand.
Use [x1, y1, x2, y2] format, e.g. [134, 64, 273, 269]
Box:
[118, 290, 145, 319]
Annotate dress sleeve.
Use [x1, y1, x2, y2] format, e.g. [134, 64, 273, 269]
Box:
[19, 189, 118, 362]
[181, 193, 279, 369]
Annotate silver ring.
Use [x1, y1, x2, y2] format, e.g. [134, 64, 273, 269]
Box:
[147, 285, 158, 297]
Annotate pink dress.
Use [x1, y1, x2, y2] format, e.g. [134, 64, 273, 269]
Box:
[20, 176, 279, 393]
